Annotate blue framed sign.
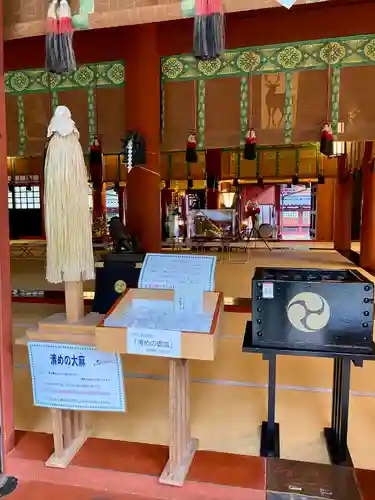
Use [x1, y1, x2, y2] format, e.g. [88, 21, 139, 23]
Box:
[28, 342, 126, 412]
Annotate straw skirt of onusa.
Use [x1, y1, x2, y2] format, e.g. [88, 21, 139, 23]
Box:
[44, 132, 95, 284]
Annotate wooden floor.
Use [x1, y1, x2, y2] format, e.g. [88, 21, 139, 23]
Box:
[4, 481, 154, 500]
[11, 246, 375, 474]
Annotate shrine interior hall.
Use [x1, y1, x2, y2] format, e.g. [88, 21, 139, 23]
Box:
[4, 0, 375, 499]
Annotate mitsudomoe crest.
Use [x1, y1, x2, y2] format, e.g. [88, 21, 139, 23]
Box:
[286, 292, 331, 333]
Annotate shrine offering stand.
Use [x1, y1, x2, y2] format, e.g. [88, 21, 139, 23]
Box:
[95, 288, 223, 486]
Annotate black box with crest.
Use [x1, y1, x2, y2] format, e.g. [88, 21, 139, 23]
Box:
[251, 267, 374, 353]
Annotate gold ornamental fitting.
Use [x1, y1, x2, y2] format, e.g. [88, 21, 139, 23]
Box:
[114, 280, 127, 294]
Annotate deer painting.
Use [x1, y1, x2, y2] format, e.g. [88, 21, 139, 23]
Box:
[265, 74, 285, 128]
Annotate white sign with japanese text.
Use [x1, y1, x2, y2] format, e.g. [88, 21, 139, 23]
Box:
[127, 327, 181, 358]
[138, 253, 216, 291]
[28, 342, 126, 412]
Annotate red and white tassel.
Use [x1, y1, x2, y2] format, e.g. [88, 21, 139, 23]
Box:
[46, 0, 59, 72]
[186, 132, 198, 163]
[89, 137, 103, 188]
[194, 0, 225, 59]
[320, 122, 333, 157]
[58, 0, 76, 73]
[46, 0, 76, 73]
[244, 128, 257, 161]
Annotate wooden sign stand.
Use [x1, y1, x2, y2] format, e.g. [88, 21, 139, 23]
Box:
[95, 287, 223, 486]
[24, 281, 103, 469]
[159, 358, 198, 486]
[45, 282, 87, 468]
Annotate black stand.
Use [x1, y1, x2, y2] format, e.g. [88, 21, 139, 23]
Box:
[324, 357, 354, 466]
[260, 354, 279, 458]
[243, 321, 375, 467]
[249, 227, 272, 251]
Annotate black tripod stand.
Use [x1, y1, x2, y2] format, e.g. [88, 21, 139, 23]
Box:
[248, 226, 272, 251]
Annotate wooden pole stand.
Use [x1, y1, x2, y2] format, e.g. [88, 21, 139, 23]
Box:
[22, 281, 103, 468]
[159, 358, 198, 487]
[45, 282, 89, 468]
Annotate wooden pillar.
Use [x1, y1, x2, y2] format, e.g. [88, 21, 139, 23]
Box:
[315, 178, 336, 242]
[334, 155, 352, 252]
[360, 142, 375, 270]
[125, 24, 161, 252]
[0, 0, 15, 465]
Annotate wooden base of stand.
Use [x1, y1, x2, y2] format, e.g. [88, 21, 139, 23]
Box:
[46, 410, 88, 468]
[27, 312, 101, 346]
[159, 437, 198, 487]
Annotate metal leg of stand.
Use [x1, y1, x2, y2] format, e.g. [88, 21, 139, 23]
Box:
[260, 354, 280, 458]
[249, 228, 272, 251]
[324, 357, 353, 467]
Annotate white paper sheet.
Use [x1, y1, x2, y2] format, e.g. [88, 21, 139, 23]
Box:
[127, 327, 181, 358]
[138, 253, 216, 291]
[174, 283, 204, 314]
[138, 253, 216, 320]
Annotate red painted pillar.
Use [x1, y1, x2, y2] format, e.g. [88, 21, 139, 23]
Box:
[39, 162, 46, 239]
[206, 149, 221, 209]
[0, 0, 15, 464]
[125, 24, 161, 252]
[334, 155, 352, 252]
[90, 141, 107, 242]
[360, 142, 375, 270]
[274, 184, 281, 239]
[92, 184, 107, 241]
[118, 186, 125, 224]
[298, 209, 303, 234]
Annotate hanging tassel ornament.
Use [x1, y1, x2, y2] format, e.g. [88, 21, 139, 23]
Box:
[44, 105, 94, 284]
[46, 0, 59, 73]
[89, 136, 103, 188]
[46, 0, 76, 73]
[186, 131, 198, 163]
[58, 0, 76, 73]
[194, 0, 225, 59]
[126, 139, 133, 173]
[244, 128, 257, 161]
[320, 122, 333, 157]
[122, 131, 146, 173]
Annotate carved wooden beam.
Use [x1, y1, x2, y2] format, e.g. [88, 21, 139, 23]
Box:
[4, 0, 329, 41]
